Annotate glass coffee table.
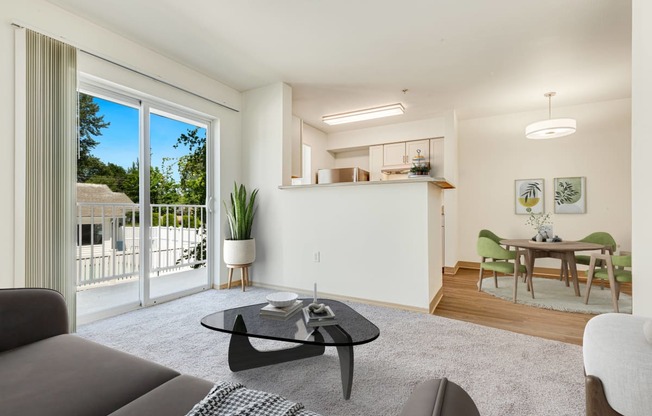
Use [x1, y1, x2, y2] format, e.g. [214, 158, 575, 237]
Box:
[201, 298, 379, 399]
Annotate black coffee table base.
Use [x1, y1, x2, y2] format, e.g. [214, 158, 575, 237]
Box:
[228, 315, 355, 399]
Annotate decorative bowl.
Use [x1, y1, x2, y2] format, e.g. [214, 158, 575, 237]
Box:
[266, 292, 299, 308]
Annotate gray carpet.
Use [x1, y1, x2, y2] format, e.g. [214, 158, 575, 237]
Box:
[481, 276, 632, 314]
[77, 288, 585, 416]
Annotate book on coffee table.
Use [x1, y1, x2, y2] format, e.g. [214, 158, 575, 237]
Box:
[259, 300, 303, 319]
[302, 305, 338, 327]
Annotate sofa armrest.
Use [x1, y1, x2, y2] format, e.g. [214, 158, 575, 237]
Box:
[399, 379, 480, 416]
[0, 288, 69, 352]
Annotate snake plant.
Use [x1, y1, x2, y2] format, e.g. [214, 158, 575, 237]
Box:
[224, 182, 258, 240]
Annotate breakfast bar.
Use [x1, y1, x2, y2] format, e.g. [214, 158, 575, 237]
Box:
[278, 178, 444, 312]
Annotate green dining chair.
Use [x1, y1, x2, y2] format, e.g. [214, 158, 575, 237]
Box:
[479, 229, 523, 282]
[478, 229, 513, 250]
[560, 232, 617, 285]
[584, 253, 631, 313]
[477, 236, 526, 292]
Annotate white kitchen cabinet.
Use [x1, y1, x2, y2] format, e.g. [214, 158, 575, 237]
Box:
[382, 139, 430, 167]
[369, 145, 383, 181]
[383, 142, 407, 166]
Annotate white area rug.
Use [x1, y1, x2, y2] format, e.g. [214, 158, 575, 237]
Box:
[481, 276, 632, 314]
[77, 288, 585, 416]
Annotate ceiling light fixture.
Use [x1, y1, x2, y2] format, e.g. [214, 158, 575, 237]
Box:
[525, 92, 576, 139]
[322, 103, 405, 125]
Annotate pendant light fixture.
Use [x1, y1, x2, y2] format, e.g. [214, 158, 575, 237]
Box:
[525, 92, 576, 139]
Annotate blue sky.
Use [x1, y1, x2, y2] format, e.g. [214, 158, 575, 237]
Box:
[90, 97, 206, 180]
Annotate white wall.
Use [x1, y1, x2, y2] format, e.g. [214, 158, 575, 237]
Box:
[278, 182, 441, 310]
[442, 111, 459, 267]
[327, 117, 445, 151]
[300, 122, 334, 184]
[632, 0, 652, 317]
[243, 86, 443, 309]
[457, 99, 632, 268]
[333, 149, 370, 171]
[1, 0, 242, 288]
[325, 114, 459, 268]
[242, 83, 292, 286]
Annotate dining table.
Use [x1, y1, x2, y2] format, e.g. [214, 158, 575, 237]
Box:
[500, 239, 609, 301]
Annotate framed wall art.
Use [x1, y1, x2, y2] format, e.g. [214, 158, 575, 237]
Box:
[515, 178, 544, 214]
[554, 177, 586, 214]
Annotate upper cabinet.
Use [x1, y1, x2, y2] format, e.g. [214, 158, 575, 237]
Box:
[383, 142, 408, 166]
[382, 140, 429, 167]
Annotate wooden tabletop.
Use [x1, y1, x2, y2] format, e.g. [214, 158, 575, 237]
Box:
[500, 239, 606, 252]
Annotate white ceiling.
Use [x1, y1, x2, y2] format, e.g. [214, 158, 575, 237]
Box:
[49, 0, 632, 133]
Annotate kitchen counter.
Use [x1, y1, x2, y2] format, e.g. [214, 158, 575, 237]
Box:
[273, 177, 444, 313]
[279, 176, 454, 190]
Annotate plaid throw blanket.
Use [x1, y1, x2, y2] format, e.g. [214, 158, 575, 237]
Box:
[185, 382, 321, 416]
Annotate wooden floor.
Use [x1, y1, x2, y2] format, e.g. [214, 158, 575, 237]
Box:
[433, 269, 598, 345]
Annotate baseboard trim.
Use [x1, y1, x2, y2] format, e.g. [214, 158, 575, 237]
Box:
[253, 282, 429, 314]
[217, 280, 245, 290]
[454, 261, 588, 278]
[443, 265, 459, 275]
[429, 286, 444, 314]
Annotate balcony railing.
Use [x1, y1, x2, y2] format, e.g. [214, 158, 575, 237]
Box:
[76, 203, 206, 288]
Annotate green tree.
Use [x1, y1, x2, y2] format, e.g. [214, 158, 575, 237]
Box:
[174, 128, 206, 205]
[150, 160, 180, 204]
[87, 162, 128, 192]
[78, 93, 110, 182]
[121, 162, 140, 203]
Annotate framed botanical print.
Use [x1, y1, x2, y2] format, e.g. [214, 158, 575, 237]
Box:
[515, 179, 544, 214]
[554, 177, 586, 214]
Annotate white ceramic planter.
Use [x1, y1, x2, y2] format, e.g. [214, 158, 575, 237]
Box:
[223, 238, 256, 265]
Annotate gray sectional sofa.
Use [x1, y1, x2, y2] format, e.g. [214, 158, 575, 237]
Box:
[0, 288, 479, 416]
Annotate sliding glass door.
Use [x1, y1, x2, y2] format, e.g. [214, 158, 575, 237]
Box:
[147, 110, 209, 302]
[76, 85, 212, 323]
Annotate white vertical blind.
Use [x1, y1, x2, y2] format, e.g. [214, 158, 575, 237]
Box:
[24, 29, 77, 331]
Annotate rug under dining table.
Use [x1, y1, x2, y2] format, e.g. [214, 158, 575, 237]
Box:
[480, 275, 632, 314]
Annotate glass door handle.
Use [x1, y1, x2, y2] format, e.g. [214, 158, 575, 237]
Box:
[206, 196, 214, 213]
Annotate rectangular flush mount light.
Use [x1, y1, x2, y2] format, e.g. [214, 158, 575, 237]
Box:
[322, 103, 405, 125]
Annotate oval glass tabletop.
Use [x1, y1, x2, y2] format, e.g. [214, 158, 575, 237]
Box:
[201, 298, 379, 347]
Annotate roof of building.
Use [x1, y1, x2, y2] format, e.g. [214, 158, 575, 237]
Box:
[77, 183, 136, 218]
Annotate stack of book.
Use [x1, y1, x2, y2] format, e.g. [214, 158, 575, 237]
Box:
[259, 300, 303, 319]
[302, 305, 337, 327]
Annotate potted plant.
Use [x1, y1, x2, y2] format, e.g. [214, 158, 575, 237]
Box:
[223, 182, 259, 266]
[409, 164, 431, 176]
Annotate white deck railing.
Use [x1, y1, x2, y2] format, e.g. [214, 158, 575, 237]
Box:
[76, 202, 207, 287]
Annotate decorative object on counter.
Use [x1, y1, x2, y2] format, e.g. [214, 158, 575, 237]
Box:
[515, 179, 544, 214]
[408, 149, 430, 177]
[526, 212, 552, 242]
[224, 182, 259, 291]
[554, 177, 586, 214]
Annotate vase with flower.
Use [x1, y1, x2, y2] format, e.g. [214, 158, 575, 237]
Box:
[526, 212, 552, 242]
